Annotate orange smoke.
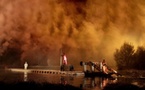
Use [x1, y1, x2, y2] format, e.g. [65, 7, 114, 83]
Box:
[0, 0, 145, 67]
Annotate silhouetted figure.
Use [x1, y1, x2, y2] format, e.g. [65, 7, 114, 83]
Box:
[69, 65, 74, 71]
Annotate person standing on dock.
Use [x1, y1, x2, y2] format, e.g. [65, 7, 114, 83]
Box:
[62, 53, 68, 65]
[61, 53, 68, 71]
[24, 62, 28, 70]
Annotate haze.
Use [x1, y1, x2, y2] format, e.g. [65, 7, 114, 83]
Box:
[0, 0, 145, 67]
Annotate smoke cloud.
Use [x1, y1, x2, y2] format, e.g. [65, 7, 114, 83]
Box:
[0, 0, 145, 67]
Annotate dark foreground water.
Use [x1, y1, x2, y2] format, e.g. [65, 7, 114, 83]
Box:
[0, 69, 145, 90]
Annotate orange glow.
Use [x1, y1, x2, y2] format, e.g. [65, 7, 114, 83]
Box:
[0, 0, 145, 67]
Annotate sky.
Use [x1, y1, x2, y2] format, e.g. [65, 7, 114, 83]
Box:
[0, 0, 145, 67]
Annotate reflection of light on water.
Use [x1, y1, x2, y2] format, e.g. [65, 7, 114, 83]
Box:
[91, 78, 95, 87]
[131, 80, 145, 88]
[60, 76, 76, 85]
[3, 69, 145, 90]
[100, 78, 118, 89]
[60, 76, 68, 85]
[24, 72, 28, 82]
[100, 78, 108, 89]
[80, 77, 118, 90]
[5, 68, 117, 90]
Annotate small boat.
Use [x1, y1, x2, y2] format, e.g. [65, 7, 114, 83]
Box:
[80, 61, 121, 78]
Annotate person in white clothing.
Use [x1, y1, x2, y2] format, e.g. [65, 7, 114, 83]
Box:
[24, 62, 28, 70]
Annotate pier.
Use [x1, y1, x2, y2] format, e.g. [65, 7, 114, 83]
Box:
[7, 68, 84, 76]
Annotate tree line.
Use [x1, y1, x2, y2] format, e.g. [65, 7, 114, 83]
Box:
[114, 42, 145, 70]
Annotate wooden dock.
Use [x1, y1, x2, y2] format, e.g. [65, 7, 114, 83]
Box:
[7, 68, 84, 76]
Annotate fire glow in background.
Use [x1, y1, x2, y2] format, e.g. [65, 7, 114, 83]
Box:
[0, 0, 145, 67]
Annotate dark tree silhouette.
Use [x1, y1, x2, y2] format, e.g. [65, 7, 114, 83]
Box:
[114, 42, 135, 70]
[134, 46, 145, 69]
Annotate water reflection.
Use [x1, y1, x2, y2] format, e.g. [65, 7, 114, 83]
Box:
[18, 71, 145, 90]
[2, 69, 145, 90]
[21, 71, 118, 90]
[80, 77, 117, 89]
[26, 73, 116, 89]
[60, 76, 75, 85]
[24, 72, 28, 82]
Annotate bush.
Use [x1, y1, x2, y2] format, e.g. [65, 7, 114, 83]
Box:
[134, 46, 145, 69]
[114, 42, 135, 70]
[114, 42, 145, 70]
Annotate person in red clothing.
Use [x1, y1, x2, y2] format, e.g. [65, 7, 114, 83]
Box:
[62, 53, 67, 65]
[61, 53, 68, 71]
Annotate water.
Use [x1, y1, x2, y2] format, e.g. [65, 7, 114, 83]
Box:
[0, 69, 145, 90]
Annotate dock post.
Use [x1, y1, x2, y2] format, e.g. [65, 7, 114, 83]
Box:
[83, 62, 87, 72]
[91, 65, 95, 72]
[84, 65, 87, 72]
[100, 62, 102, 72]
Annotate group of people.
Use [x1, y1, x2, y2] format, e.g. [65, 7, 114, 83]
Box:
[60, 53, 74, 71]
[100, 59, 117, 74]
